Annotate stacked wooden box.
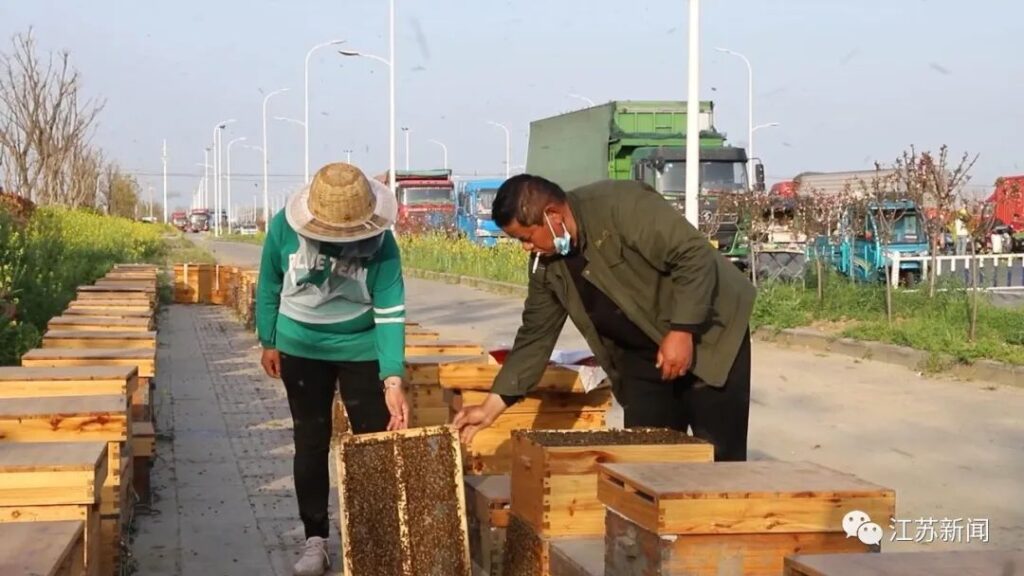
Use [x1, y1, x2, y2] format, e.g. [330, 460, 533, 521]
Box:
[500, 429, 715, 576]
[587, 460, 896, 576]
[440, 357, 615, 475]
[0, 263, 161, 575]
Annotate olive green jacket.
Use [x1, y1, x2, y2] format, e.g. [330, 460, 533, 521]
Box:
[491, 180, 756, 402]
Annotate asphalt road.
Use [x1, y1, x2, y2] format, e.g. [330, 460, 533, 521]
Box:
[197, 236, 1024, 552]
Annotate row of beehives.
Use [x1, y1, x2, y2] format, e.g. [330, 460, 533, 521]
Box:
[170, 262, 1020, 576]
[0, 263, 159, 576]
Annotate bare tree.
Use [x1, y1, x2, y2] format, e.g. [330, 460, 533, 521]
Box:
[961, 198, 998, 342]
[0, 28, 105, 205]
[792, 190, 846, 302]
[106, 165, 140, 218]
[854, 166, 905, 325]
[894, 145, 977, 297]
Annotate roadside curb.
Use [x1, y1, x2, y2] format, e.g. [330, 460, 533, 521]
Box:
[406, 267, 1024, 389]
[754, 327, 1024, 389]
[405, 267, 528, 298]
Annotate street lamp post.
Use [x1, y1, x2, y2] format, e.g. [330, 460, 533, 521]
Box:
[428, 139, 448, 170]
[202, 149, 210, 209]
[685, 0, 702, 227]
[486, 121, 511, 180]
[339, 0, 396, 195]
[225, 136, 246, 234]
[304, 39, 346, 183]
[343, 149, 353, 163]
[262, 87, 289, 232]
[212, 119, 236, 236]
[715, 46, 754, 183]
[161, 140, 168, 223]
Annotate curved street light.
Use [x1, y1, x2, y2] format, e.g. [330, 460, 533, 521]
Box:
[486, 121, 511, 180]
[262, 87, 289, 230]
[304, 39, 346, 182]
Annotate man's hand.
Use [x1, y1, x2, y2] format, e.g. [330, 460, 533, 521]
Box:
[452, 393, 508, 444]
[384, 377, 410, 431]
[261, 348, 281, 379]
[656, 330, 694, 381]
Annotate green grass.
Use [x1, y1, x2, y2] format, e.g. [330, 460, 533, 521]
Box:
[397, 233, 1024, 367]
[163, 234, 217, 265]
[0, 206, 170, 364]
[217, 232, 266, 246]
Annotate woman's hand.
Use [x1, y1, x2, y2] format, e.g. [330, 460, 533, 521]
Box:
[261, 348, 281, 379]
[383, 377, 410, 431]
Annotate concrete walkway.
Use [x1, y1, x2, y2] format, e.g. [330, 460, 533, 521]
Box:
[133, 304, 341, 575]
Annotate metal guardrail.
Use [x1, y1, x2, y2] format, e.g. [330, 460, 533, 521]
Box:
[887, 252, 1024, 290]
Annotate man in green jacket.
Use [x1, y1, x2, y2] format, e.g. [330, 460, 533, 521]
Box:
[256, 162, 409, 576]
[453, 175, 755, 461]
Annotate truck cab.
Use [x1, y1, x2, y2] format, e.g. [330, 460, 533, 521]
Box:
[456, 178, 504, 246]
[188, 209, 210, 233]
[630, 146, 761, 268]
[171, 211, 190, 232]
[377, 169, 456, 233]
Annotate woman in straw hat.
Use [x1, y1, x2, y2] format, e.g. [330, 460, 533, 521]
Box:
[256, 162, 410, 576]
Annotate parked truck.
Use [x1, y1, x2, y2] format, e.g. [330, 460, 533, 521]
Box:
[798, 170, 930, 283]
[171, 211, 190, 232]
[375, 169, 456, 233]
[456, 178, 504, 246]
[989, 175, 1024, 251]
[525, 100, 763, 268]
[188, 209, 211, 233]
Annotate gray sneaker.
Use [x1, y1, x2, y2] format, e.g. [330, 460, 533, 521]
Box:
[293, 536, 330, 576]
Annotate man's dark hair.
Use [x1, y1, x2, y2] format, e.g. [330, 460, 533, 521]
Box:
[491, 174, 567, 228]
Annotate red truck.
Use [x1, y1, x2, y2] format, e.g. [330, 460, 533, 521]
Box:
[374, 169, 456, 233]
[171, 211, 190, 232]
[990, 176, 1024, 230]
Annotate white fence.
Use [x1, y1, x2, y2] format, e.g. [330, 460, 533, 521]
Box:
[887, 252, 1024, 290]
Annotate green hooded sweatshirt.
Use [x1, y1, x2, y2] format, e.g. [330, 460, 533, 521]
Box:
[255, 211, 406, 380]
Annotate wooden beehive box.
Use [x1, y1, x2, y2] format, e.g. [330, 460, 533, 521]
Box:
[406, 341, 485, 357]
[0, 520, 88, 576]
[511, 429, 714, 537]
[335, 426, 471, 576]
[77, 285, 155, 306]
[548, 538, 603, 576]
[0, 442, 108, 576]
[597, 461, 896, 576]
[0, 364, 146, 423]
[173, 263, 214, 304]
[210, 264, 239, 305]
[439, 361, 592, 394]
[22, 348, 156, 379]
[405, 326, 440, 343]
[131, 420, 156, 505]
[0, 395, 131, 508]
[47, 315, 153, 332]
[405, 354, 487, 427]
[465, 475, 510, 576]
[784, 550, 1024, 576]
[93, 279, 157, 293]
[63, 306, 153, 319]
[67, 300, 153, 314]
[453, 383, 613, 476]
[503, 515, 606, 576]
[42, 330, 156, 350]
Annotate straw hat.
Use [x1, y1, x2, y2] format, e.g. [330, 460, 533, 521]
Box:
[285, 162, 397, 242]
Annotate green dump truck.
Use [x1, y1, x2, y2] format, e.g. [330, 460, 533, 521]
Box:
[525, 100, 762, 267]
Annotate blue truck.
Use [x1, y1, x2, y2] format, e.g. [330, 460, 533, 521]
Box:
[456, 178, 505, 246]
[812, 198, 930, 283]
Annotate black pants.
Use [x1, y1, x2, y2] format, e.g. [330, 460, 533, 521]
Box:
[617, 329, 751, 462]
[279, 353, 390, 539]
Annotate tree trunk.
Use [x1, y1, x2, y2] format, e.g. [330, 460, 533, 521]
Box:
[750, 246, 759, 288]
[969, 239, 979, 342]
[884, 243, 894, 326]
[929, 236, 939, 298]
[816, 257, 824, 303]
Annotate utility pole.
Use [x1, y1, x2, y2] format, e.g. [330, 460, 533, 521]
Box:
[162, 140, 168, 223]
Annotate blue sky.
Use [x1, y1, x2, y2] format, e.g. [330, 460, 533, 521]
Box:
[2, 0, 1021, 211]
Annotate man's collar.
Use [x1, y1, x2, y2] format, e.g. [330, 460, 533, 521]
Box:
[566, 193, 587, 252]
